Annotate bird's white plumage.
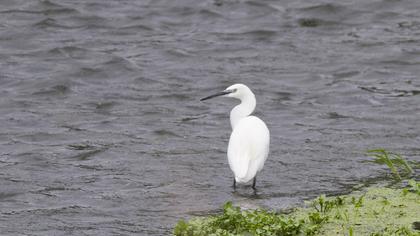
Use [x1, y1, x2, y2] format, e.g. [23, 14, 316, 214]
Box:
[228, 116, 269, 183]
[201, 83, 270, 187]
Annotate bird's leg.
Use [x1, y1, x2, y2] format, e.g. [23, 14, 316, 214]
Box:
[233, 178, 236, 189]
[252, 177, 257, 190]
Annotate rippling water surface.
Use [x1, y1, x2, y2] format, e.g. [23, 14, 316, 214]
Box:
[1, 0, 420, 235]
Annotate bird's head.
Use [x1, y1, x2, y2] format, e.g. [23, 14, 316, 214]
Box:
[200, 84, 252, 101]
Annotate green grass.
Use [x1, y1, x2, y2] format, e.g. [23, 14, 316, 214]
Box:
[296, 186, 420, 236]
[403, 179, 420, 196]
[174, 182, 420, 236]
[366, 149, 413, 180]
[174, 150, 419, 235]
[174, 202, 306, 236]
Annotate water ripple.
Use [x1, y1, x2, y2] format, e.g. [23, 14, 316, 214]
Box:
[1, 0, 420, 235]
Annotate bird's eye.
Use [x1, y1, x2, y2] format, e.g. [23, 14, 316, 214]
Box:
[232, 88, 238, 93]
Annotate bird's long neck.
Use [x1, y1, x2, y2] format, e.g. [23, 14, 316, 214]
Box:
[230, 93, 256, 130]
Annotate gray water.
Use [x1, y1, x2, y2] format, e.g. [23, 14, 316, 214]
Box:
[1, 0, 420, 235]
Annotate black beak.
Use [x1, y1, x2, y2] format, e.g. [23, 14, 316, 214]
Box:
[200, 90, 232, 101]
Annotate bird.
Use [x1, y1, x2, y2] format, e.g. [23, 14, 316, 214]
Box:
[201, 84, 270, 189]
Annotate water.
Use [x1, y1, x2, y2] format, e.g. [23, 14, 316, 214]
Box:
[1, 0, 419, 235]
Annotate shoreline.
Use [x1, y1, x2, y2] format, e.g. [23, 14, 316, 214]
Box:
[174, 180, 420, 235]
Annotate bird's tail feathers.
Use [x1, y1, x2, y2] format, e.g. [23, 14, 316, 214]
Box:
[233, 159, 249, 182]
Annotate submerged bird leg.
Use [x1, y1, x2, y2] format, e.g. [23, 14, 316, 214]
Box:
[252, 177, 257, 190]
[233, 178, 236, 189]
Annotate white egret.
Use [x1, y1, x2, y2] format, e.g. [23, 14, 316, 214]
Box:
[201, 84, 270, 189]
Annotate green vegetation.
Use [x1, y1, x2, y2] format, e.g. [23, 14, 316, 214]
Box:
[174, 185, 419, 236]
[174, 202, 306, 236]
[174, 150, 419, 235]
[297, 186, 419, 236]
[403, 179, 420, 195]
[366, 149, 413, 180]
